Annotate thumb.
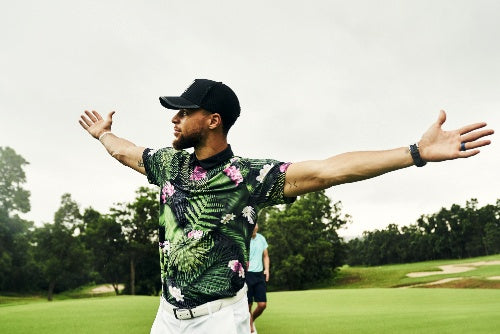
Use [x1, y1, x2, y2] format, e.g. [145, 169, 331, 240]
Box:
[107, 111, 116, 122]
[437, 109, 446, 127]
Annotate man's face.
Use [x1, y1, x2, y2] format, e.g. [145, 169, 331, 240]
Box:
[171, 109, 210, 150]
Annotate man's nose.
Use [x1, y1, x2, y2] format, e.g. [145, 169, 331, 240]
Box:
[172, 113, 179, 123]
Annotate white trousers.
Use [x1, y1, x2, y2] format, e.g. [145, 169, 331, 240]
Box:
[150, 292, 251, 334]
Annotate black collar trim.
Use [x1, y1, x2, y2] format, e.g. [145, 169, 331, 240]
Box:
[191, 145, 234, 170]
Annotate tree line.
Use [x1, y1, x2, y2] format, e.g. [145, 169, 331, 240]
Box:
[1, 146, 499, 299]
[1, 146, 160, 299]
[346, 198, 500, 266]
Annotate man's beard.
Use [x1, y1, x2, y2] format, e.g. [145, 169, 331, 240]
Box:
[172, 131, 204, 150]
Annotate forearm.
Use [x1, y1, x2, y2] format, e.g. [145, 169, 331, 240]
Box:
[263, 255, 270, 273]
[263, 252, 270, 281]
[99, 132, 146, 174]
[285, 147, 414, 196]
[322, 147, 414, 183]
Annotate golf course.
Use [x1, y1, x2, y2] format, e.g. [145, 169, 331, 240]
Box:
[2, 254, 499, 333]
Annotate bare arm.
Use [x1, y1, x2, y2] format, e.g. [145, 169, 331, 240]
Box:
[263, 248, 270, 282]
[79, 110, 147, 175]
[284, 110, 494, 197]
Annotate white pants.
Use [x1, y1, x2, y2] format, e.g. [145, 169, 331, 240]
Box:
[150, 292, 251, 334]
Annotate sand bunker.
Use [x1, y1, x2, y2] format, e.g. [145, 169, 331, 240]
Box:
[91, 284, 124, 293]
[406, 260, 500, 278]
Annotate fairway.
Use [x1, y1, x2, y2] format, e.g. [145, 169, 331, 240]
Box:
[259, 288, 500, 334]
[0, 296, 158, 334]
[2, 289, 500, 334]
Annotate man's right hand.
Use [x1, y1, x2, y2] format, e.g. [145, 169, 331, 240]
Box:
[78, 110, 147, 175]
[79, 110, 115, 139]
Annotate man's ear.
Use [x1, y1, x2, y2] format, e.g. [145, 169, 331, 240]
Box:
[208, 113, 223, 130]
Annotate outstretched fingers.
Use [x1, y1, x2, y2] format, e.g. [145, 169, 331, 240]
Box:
[79, 111, 94, 129]
[460, 138, 492, 152]
[459, 122, 488, 135]
[79, 110, 107, 127]
[461, 128, 494, 143]
[84, 110, 100, 123]
[458, 124, 494, 158]
[458, 149, 481, 159]
[79, 110, 114, 141]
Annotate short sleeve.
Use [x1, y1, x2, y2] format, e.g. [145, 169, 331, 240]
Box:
[142, 147, 177, 186]
[247, 159, 296, 208]
[262, 235, 268, 249]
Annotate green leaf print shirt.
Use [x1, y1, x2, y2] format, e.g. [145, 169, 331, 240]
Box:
[143, 145, 295, 308]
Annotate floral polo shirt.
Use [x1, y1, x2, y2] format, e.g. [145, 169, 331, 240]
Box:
[143, 145, 295, 308]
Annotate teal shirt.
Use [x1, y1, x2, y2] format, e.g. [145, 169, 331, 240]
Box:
[143, 146, 294, 308]
[248, 233, 268, 272]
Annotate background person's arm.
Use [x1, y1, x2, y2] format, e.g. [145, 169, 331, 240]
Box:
[263, 248, 270, 282]
[79, 110, 147, 175]
[284, 110, 494, 197]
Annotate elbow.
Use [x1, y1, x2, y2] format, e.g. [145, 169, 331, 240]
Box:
[111, 150, 127, 164]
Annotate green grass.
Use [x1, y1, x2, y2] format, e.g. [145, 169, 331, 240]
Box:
[1, 290, 499, 333]
[0, 296, 158, 334]
[1, 254, 499, 333]
[0, 294, 46, 307]
[0, 284, 121, 306]
[334, 254, 500, 288]
[258, 288, 500, 334]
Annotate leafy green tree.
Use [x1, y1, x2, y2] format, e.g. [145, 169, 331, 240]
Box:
[112, 186, 159, 295]
[33, 194, 90, 300]
[0, 147, 30, 214]
[260, 191, 349, 290]
[55, 193, 83, 232]
[0, 147, 36, 292]
[347, 198, 500, 266]
[80, 207, 127, 294]
[481, 200, 500, 255]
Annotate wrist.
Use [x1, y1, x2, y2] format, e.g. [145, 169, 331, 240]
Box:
[98, 131, 113, 142]
[409, 143, 427, 167]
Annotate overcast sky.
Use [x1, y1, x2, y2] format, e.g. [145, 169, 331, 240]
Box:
[1, 0, 498, 237]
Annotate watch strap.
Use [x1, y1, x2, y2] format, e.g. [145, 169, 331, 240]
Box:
[409, 143, 427, 167]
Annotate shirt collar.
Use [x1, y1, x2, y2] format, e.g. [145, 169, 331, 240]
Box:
[191, 145, 234, 170]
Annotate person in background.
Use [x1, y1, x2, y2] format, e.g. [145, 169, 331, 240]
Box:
[246, 223, 270, 333]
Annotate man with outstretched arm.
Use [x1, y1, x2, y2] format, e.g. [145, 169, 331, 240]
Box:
[79, 79, 493, 334]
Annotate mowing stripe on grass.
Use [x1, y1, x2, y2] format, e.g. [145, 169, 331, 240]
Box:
[1, 289, 500, 334]
[0, 296, 158, 334]
[258, 288, 500, 334]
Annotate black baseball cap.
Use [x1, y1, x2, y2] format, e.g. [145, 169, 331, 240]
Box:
[159, 79, 241, 131]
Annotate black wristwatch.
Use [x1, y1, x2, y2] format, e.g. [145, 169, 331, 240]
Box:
[409, 143, 427, 167]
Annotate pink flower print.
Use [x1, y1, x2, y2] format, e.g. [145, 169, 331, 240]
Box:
[224, 166, 243, 186]
[228, 260, 245, 278]
[280, 162, 291, 173]
[190, 166, 207, 181]
[161, 182, 175, 203]
[187, 230, 203, 240]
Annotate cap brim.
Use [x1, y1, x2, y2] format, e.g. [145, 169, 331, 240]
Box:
[159, 96, 200, 110]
